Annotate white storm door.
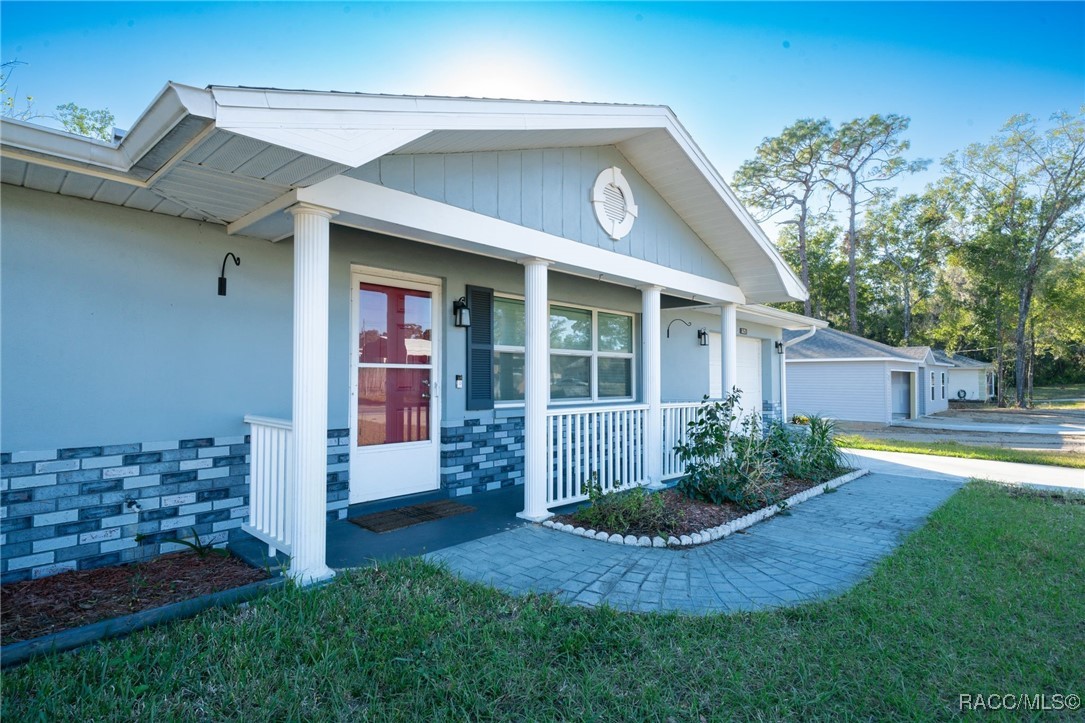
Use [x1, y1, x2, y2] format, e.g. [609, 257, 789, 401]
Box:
[350, 270, 441, 503]
[736, 337, 763, 423]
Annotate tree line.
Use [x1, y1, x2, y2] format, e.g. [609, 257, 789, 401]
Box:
[733, 110, 1085, 407]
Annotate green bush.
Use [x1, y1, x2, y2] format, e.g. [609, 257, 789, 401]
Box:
[674, 394, 847, 510]
[673, 391, 783, 510]
[766, 416, 845, 482]
[570, 475, 683, 536]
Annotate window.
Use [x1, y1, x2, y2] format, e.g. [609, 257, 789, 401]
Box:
[931, 372, 936, 401]
[941, 372, 946, 400]
[492, 296, 634, 404]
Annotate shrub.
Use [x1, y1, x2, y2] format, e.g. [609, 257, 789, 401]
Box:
[673, 391, 784, 510]
[570, 475, 684, 536]
[767, 415, 846, 482]
[799, 416, 847, 481]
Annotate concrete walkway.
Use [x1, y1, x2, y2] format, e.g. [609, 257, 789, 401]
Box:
[892, 418, 1085, 436]
[844, 448, 1084, 492]
[427, 472, 961, 614]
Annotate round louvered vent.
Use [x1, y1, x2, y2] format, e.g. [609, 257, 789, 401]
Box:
[591, 167, 638, 240]
[602, 183, 627, 222]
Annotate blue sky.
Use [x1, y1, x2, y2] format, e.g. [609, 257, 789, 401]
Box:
[3, 1, 1083, 228]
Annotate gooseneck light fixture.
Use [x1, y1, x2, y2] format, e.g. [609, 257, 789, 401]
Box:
[453, 297, 471, 328]
[666, 318, 691, 338]
[218, 252, 240, 296]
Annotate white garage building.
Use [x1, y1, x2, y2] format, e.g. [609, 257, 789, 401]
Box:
[784, 327, 954, 425]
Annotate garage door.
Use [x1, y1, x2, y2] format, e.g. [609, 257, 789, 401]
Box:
[891, 372, 911, 420]
[736, 337, 763, 424]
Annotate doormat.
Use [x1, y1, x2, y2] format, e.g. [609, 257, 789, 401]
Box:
[348, 500, 476, 534]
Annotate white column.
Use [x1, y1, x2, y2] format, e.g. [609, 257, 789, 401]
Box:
[640, 285, 663, 489]
[720, 302, 738, 398]
[518, 258, 553, 522]
[286, 203, 337, 584]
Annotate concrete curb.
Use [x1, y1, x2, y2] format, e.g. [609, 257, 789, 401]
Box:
[541, 468, 870, 548]
[1, 576, 284, 669]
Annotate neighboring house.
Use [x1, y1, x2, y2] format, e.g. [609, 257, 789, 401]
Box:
[784, 327, 953, 424]
[1, 84, 809, 584]
[932, 350, 996, 401]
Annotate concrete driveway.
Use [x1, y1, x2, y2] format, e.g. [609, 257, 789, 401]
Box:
[891, 417, 1085, 436]
[843, 448, 1084, 492]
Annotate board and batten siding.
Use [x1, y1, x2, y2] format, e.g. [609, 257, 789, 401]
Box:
[348, 145, 737, 286]
[786, 360, 893, 425]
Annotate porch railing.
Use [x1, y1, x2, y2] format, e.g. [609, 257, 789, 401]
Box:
[545, 404, 648, 508]
[243, 415, 293, 556]
[662, 401, 703, 480]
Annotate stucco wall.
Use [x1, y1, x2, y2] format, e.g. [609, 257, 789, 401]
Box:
[351, 145, 738, 286]
[786, 360, 898, 424]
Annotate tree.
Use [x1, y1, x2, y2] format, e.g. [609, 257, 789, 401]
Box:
[862, 192, 949, 343]
[942, 110, 1085, 406]
[54, 102, 115, 141]
[732, 118, 833, 316]
[1, 60, 38, 121]
[774, 222, 853, 327]
[2, 59, 115, 140]
[824, 114, 929, 333]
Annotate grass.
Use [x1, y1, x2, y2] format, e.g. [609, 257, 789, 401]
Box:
[1031, 382, 1085, 401]
[5, 482, 1084, 720]
[838, 434, 1085, 469]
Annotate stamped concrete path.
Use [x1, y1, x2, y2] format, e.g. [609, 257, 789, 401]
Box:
[427, 472, 961, 614]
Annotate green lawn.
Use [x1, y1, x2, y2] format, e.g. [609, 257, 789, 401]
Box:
[5, 482, 1083, 721]
[1032, 382, 1085, 401]
[838, 434, 1085, 469]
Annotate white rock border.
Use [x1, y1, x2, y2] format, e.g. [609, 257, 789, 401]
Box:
[540, 468, 870, 548]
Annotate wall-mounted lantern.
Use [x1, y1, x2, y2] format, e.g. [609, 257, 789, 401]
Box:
[775, 341, 785, 355]
[697, 328, 709, 347]
[452, 297, 471, 328]
[218, 252, 240, 296]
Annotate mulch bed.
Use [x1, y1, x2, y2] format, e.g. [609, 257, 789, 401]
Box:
[0, 552, 269, 645]
[554, 477, 828, 539]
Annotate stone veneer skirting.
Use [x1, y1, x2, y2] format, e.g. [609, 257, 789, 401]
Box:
[1, 431, 351, 584]
[441, 415, 525, 496]
[762, 400, 783, 426]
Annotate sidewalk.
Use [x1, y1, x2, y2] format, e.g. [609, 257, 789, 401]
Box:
[427, 472, 961, 614]
[892, 418, 1085, 436]
[842, 448, 1084, 492]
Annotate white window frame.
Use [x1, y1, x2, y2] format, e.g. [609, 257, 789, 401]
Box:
[930, 371, 936, 401]
[941, 372, 946, 400]
[492, 293, 636, 407]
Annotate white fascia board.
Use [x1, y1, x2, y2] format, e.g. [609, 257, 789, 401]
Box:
[298, 175, 745, 303]
[786, 357, 918, 364]
[1, 119, 130, 172]
[737, 304, 829, 330]
[116, 82, 215, 166]
[0, 82, 214, 181]
[656, 109, 808, 302]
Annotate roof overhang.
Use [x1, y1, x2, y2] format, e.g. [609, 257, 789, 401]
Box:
[1, 83, 806, 303]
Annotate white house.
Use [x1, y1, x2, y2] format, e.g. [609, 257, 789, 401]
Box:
[1, 84, 810, 584]
[932, 350, 996, 401]
[784, 327, 953, 424]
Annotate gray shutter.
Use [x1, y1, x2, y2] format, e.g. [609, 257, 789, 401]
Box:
[466, 285, 494, 410]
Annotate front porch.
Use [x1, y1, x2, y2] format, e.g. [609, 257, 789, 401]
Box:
[239, 200, 752, 584]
